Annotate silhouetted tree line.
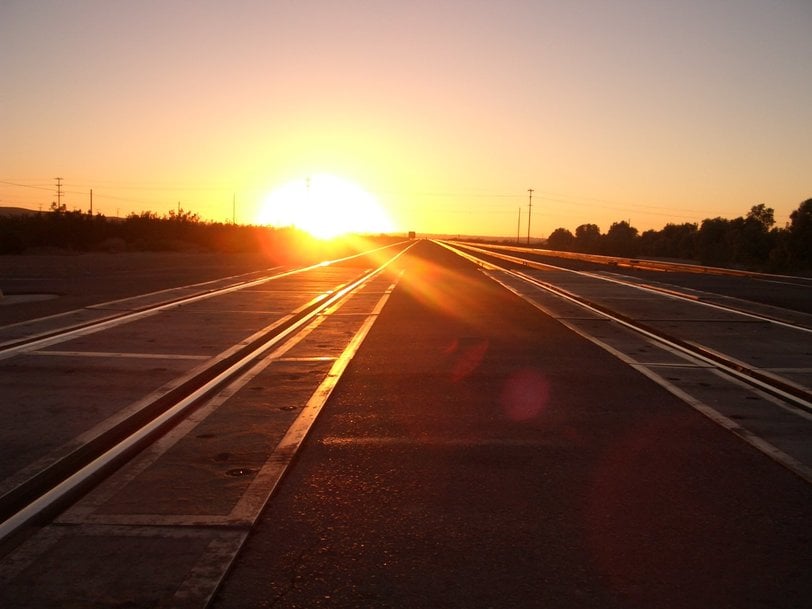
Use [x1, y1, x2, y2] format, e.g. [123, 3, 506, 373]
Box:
[0, 206, 398, 263]
[544, 199, 812, 273]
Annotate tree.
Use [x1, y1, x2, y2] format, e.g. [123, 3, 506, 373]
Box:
[639, 223, 697, 259]
[604, 221, 639, 257]
[574, 223, 601, 253]
[696, 217, 732, 265]
[547, 227, 575, 251]
[732, 205, 776, 266]
[166, 207, 201, 223]
[787, 198, 812, 268]
[746, 203, 775, 231]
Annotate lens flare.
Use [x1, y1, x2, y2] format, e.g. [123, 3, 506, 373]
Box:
[500, 368, 550, 421]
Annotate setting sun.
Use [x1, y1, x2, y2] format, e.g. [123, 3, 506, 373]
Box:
[256, 174, 394, 239]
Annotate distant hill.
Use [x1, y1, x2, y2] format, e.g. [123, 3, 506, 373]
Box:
[0, 206, 41, 217]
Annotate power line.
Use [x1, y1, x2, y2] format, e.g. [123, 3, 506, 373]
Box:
[0, 180, 54, 191]
[0, 179, 708, 217]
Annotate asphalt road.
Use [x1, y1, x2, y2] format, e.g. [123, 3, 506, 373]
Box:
[211, 240, 811, 609]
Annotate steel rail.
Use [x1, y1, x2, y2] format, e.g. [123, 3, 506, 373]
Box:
[438, 240, 812, 413]
[0, 243, 414, 544]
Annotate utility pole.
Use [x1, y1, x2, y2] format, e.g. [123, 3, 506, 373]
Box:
[89, 189, 93, 215]
[527, 188, 534, 245]
[232, 193, 236, 224]
[517, 207, 521, 244]
[54, 177, 63, 209]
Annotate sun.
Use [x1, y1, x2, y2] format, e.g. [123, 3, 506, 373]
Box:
[257, 174, 394, 239]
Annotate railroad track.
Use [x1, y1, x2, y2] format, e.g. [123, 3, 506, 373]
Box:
[0, 241, 413, 547]
[0, 239, 808, 608]
[441, 240, 812, 481]
[0, 244, 402, 358]
[457, 239, 812, 281]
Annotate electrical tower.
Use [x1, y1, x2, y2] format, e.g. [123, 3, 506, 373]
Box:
[527, 188, 534, 245]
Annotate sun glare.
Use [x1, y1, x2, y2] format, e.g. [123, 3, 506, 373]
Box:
[257, 174, 394, 239]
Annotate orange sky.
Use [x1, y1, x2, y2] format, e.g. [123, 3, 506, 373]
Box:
[2, 1, 810, 238]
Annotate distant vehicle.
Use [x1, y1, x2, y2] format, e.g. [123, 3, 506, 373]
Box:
[408, 231, 416, 240]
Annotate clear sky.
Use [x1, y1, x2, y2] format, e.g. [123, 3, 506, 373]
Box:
[2, 0, 810, 238]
